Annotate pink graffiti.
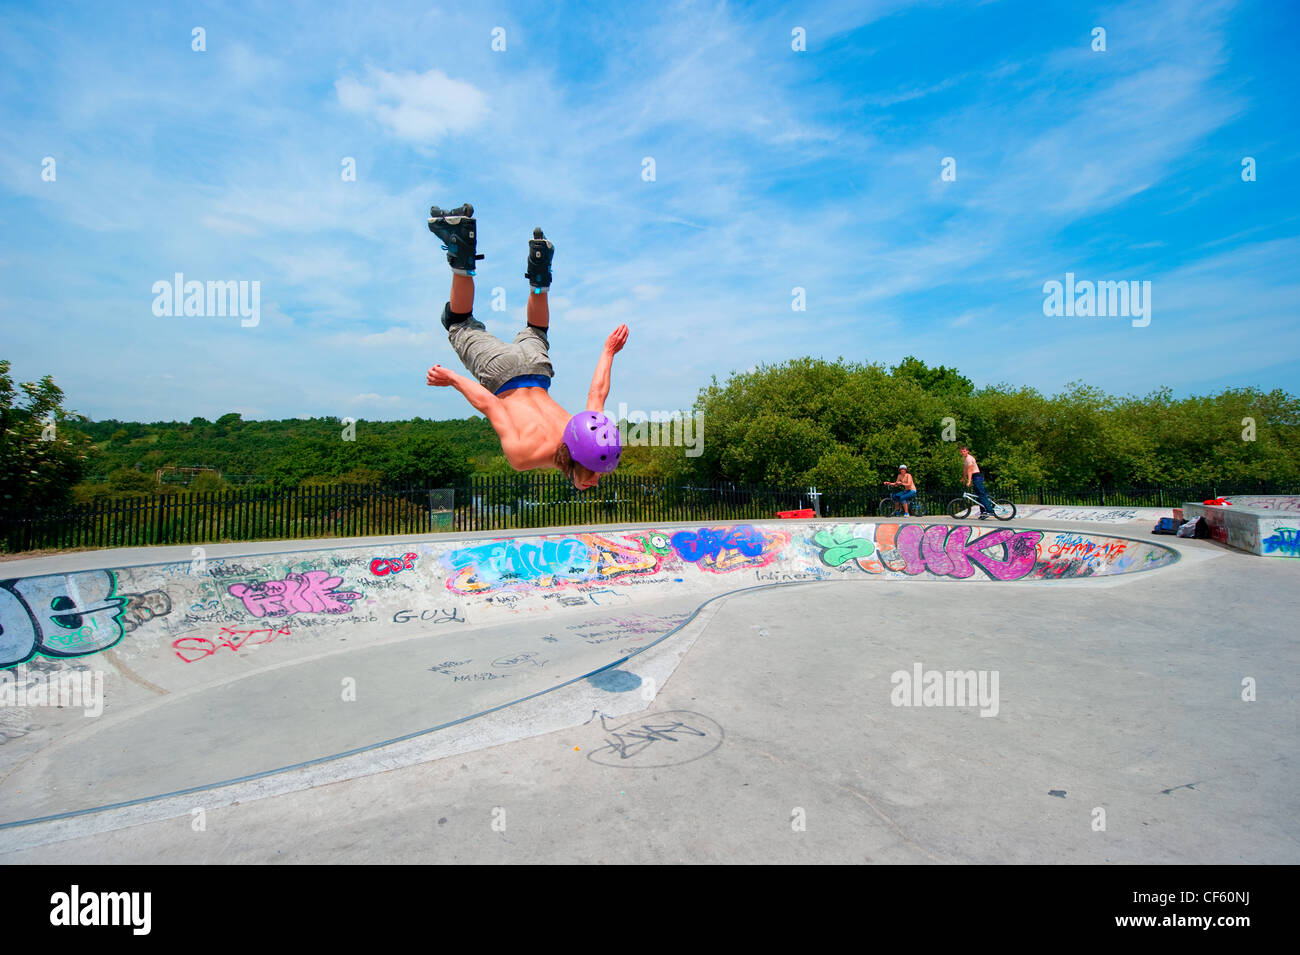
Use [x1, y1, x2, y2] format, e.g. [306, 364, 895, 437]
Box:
[895, 525, 1042, 580]
[173, 626, 288, 663]
[227, 571, 362, 618]
[371, 553, 419, 576]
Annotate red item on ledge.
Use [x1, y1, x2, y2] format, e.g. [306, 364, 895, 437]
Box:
[777, 509, 815, 519]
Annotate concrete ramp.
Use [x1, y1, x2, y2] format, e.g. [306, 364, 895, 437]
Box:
[0, 521, 1180, 827]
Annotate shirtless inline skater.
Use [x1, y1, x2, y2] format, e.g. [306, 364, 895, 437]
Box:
[424, 203, 627, 489]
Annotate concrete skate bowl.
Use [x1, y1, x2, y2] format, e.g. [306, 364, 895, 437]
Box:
[0, 521, 1179, 828]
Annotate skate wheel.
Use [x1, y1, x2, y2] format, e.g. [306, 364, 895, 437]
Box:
[429, 206, 442, 217]
[533, 227, 544, 238]
[462, 203, 473, 216]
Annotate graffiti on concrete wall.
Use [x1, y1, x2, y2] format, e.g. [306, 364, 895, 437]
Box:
[813, 526, 877, 568]
[172, 626, 289, 663]
[1262, 528, 1300, 556]
[442, 533, 660, 594]
[370, 553, 419, 576]
[810, 523, 1157, 580]
[0, 521, 1180, 672]
[227, 571, 362, 618]
[894, 524, 1041, 580]
[668, 525, 788, 573]
[631, 532, 674, 556]
[119, 589, 173, 633]
[1, 571, 127, 669]
[1044, 532, 1128, 564]
[812, 523, 1040, 579]
[1025, 506, 1140, 522]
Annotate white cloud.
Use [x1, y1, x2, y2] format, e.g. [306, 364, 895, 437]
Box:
[336, 67, 488, 142]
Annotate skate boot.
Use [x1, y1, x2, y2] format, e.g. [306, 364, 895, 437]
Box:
[428, 203, 484, 275]
[525, 227, 554, 293]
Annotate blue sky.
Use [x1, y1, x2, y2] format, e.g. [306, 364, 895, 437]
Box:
[2, 0, 1298, 425]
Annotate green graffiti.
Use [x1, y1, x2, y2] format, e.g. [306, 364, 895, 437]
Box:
[638, 532, 674, 556]
[813, 526, 875, 567]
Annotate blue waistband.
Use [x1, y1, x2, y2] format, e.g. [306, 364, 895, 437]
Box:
[494, 374, 551, 395]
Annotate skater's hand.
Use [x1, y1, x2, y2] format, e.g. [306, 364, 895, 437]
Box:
[427, 365, 456, 387]
[603, 324, 629, 356]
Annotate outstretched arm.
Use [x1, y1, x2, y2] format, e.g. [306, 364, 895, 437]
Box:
[428, 364, 515, 440]
[587, 324, 628, 412]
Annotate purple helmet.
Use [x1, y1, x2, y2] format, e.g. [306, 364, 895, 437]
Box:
[563, 411, 622, 473]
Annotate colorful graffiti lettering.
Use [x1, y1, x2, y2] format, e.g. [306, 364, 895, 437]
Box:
[226, 571, 362, 618]
[173, 626, 288, 663]
[813, 524, 1042, 581]
[1046, 533, 1128, 563]
[671, 526, 762, 562]
[1262, 528, 1300, 556]
[1, 571, 127, 669]
[442, 534, 659, 594]
[812, 526, 875, 567]
[894, 525, 1042, 580]
[370, 553, 419, 576]
[669, 525, 788, 573]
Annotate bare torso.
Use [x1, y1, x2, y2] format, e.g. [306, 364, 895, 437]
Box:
[497, 386, 573, 469]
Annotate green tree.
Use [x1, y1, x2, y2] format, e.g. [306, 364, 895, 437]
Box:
[383, 435, 473, 487]
[0, 360, 95, 511]
[107, 466, 156, 494]
[891, 355, 974, 400]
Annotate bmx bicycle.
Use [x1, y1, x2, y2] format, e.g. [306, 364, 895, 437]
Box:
[947, 488, 1016, 521]
[878, 491, 926, 518]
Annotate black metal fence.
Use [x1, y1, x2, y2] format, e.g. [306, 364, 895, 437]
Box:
[0, 477, 813, 553]
[1, 476, 1294, 554]
[0, 485, 449, 554]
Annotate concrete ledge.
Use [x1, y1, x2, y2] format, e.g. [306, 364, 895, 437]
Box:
[1183, 502, 1300, 558]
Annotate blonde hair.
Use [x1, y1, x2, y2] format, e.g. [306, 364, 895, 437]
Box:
[554, 442, 595, 488]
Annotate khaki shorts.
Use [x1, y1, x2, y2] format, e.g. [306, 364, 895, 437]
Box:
[448, 318, 555, 394]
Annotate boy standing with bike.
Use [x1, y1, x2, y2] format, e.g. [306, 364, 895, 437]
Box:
[960, 445, 997, 519]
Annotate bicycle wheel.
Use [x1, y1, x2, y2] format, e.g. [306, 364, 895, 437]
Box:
[878, 498, 898, 518]
[993, 499, 1017, 521]
[911, 499, 926, 518]
[948, 497, 971, 520]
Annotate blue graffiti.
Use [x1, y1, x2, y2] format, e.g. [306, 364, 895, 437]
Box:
[1, 571, 127, 669]
[1262, 527, 1300, 557]
[670, 526, 766, 563]
[442, 538, 590, 587]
